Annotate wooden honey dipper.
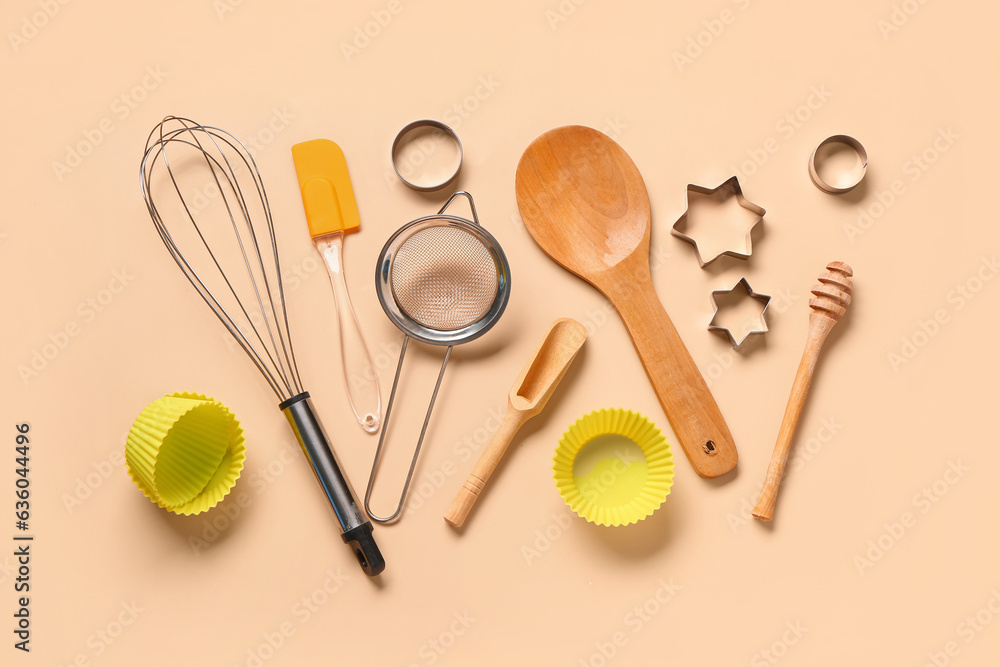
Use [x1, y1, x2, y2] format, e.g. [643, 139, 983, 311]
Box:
[753, 261, 853, 521]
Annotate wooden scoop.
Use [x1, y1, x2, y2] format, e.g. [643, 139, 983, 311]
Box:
[515, 126, 736, 478]
[444, 318, 586, 528]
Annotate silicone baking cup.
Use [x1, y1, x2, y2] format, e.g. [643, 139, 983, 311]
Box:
[553, 408, 674, 526]
[126, 392, 246, 515]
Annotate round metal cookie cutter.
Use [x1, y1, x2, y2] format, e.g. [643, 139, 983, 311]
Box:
[808, 135, 868, 194]
[391, 119, 463, 192]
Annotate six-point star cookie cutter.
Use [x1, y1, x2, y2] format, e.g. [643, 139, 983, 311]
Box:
[671, 176, 766, 268]
[708, 278, 772, 347]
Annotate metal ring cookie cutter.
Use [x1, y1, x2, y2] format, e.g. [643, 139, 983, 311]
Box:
[671, 176, 765, 267]
[808, 135, 868, 194]
[391, 119, 463, 192]
[708, 278, 772, 347]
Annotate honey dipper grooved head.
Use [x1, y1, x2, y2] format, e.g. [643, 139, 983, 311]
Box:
[809, 261, 853, 321]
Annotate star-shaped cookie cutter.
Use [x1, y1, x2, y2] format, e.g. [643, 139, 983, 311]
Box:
[708, 278, 772, 347]
[671, 176, 765, 267]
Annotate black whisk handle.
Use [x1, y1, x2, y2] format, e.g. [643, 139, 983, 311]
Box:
[281, 392, 385, 576]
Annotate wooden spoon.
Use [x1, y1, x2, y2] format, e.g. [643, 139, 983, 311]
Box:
[515, 126, 736, 478]
[444, 318, 586, 528]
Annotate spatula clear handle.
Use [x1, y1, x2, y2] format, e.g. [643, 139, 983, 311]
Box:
[316, 234, 382, 433]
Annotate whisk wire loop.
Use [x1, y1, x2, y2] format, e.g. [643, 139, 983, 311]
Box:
[140, 116, 302, 401]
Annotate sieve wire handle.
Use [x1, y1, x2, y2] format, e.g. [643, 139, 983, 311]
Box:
[364, 336, 453, 523]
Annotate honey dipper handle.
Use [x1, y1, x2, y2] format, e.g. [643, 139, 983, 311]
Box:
[607, 275, 737, 478]
[444, 407, 529, 527]
[753, 326, 830, 521]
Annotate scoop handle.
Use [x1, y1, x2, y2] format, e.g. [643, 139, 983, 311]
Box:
[444, 407, 528, 528]
[606, 275, 737, 477]
[444, 318, 586, 528]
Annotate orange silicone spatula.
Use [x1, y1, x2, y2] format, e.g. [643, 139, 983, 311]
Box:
[292, 139, 381, 433]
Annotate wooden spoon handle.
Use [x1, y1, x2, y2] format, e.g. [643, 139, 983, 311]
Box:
[609, 278, 737, 477]
[444, 407, 528, 527]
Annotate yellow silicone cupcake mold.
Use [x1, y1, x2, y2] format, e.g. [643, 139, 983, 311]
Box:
[553, 408, 673, 526]
[126, 392, 246, 515]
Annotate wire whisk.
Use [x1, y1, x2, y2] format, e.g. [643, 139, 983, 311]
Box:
[140, 116, 303, 401]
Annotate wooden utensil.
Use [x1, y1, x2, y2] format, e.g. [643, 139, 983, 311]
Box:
[444, 318, 586, 528]
[514, 126, 737, 478]
[753, 261, 853, 521]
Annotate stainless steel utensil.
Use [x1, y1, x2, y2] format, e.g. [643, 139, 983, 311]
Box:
[365, 192, 511, 523]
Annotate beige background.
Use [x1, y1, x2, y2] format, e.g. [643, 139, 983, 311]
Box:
[3, 0, 999, 665]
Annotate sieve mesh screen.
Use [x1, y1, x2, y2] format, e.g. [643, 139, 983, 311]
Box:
[389, 226, 499, 331]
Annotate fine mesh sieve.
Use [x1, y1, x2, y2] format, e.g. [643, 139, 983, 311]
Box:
[366, 192, 511, 523]
[389, 226, 498, 331]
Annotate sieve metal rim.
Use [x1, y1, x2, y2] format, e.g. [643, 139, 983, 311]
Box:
[375, 214, 510, 346]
